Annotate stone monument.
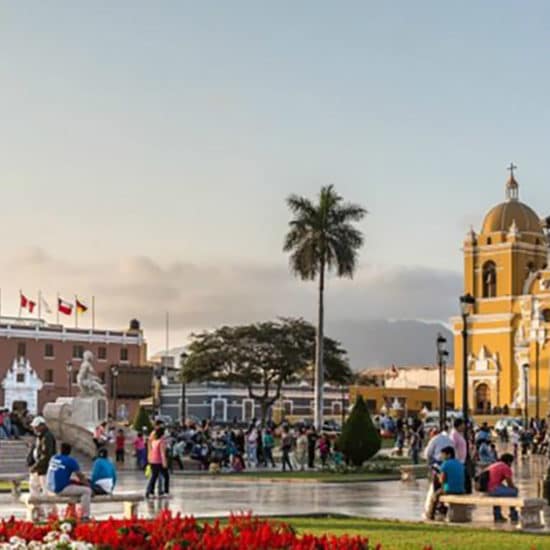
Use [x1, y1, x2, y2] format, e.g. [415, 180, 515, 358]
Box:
[44, 350, 108, 453]
[70, 350, 108, 429]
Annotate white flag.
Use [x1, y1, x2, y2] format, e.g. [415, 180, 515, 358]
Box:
[41, 295, 52, 314]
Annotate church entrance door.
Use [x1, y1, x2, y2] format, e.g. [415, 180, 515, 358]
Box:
[475, 383, 491, 413]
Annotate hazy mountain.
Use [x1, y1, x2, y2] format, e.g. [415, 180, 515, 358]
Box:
[326, 319, 454, 370]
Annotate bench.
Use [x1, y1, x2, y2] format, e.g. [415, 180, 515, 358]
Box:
[0, 474, 27, 497]
[21, 492, 144, 521]
[399, 464, 426, 482]
[440, 494, 546, 529]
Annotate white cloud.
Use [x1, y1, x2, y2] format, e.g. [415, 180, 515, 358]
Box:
[2, 247, 462, 355]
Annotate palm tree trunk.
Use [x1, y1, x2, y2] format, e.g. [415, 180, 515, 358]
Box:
[314, 260, 325, 430]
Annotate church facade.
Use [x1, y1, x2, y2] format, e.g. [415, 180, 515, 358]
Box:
[452, 170, 550, 418]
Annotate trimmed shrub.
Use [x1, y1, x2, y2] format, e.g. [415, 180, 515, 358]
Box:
[132, 406, 153, 433]
[338, 395, 381, 466]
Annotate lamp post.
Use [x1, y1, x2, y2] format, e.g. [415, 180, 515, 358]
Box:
[460, 292, 475, 493]
[340, 384, 346, 428]
[65, 361, 73, 397]
[111, 365, 119, 420]
[522, 363, 529, 427]
[180, 352, 188, 424]
[436, 334, 449, 431]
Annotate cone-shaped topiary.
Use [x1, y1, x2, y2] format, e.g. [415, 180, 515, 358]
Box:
[132, 406, 153, 433]
[338, 395, 381, 466]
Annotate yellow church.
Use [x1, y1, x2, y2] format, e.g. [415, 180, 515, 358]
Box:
[453, 167, 550, 419]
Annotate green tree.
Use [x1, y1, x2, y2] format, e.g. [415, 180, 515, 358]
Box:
[132, 405, 153, 433]
[284, 185, 366, 428]
[338, 395, 381, 466]
[182, 317, 352, 423]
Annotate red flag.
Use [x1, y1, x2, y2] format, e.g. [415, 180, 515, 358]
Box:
[58, 298, 73, 316]
[20, 292, 36, 313]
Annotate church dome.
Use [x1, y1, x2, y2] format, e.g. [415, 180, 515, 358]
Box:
[481, 200, 543, 234]
[481, 171, 544, 235]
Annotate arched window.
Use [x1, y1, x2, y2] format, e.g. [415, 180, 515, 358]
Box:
[487, 237, 492, 245]
[482, 261, 497, 298]
[543, 309, 550, 323]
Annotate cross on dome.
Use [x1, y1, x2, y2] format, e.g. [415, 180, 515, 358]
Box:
[506, 162, 519, 201]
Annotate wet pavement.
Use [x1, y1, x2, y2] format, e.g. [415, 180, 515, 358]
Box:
[1, 447, 550, 531]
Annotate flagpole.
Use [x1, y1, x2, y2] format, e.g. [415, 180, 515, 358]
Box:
[56, 292, 59, 325]
[92, 296, 95, 331]
[38, 290, 42, 321]
[75, 295, 78, 328]
[165, 311, 169, 357]
[18, 290, 22, 318]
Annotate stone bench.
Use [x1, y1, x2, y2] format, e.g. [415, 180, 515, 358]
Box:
[21, 491, 144, 521]
[440, 494, 546, 529]
[399, 464, 426, 482]
[0, 474, 27, 497]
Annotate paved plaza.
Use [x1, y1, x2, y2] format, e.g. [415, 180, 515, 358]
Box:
[1, 450, 549, 532]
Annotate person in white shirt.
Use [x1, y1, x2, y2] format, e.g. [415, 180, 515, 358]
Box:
[424, 429, 454, 465]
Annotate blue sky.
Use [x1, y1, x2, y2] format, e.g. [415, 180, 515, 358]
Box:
[2, 2, 550, 353]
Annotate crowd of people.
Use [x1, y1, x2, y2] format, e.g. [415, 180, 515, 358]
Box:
[128, 418, 345, 481]
[12, 407, 550, 522]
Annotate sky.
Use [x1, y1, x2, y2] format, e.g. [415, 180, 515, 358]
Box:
[1, 2, 550, 356]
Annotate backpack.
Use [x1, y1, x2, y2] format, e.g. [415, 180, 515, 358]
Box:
[475, 469, 490, 492]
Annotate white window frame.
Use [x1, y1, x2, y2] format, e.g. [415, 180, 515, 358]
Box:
[242, 398, 255, 422]
[211, 398, 227, 422]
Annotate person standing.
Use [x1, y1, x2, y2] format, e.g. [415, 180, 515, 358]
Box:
[295, 428, 308, 471]
[146, 426, 168, 498]
[281, 427, 293, 472]
[115, 429, 125, 465]
[262, 428, 276, 468]
[28, 416, 56, 519]
[46, 443, 92, 521]
[307, 427, 318, 469]
[450, 419, 467, 464]
[133, 432, 147, 470]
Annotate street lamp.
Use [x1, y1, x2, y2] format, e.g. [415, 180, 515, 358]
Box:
[460, 292, 475, 493]
[65, 361, 73, 397]
[436, 333, 449, 431]
[180, 352, 188, 424]
[111, 365, 119, 420]
[340, 384, 346, 427]
[521, 362, 530, 426]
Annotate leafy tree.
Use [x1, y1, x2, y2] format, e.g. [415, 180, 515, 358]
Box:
[182, 317, 352, 423]
[284, 185, 366, 428]
[133, 405, 153, 433]
[338, 395, 381, 466]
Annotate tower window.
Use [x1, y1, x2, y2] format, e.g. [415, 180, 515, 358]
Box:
[487, 237, 492, 245]
[482, 261, 497, 298]
[543, 309, 550, 323]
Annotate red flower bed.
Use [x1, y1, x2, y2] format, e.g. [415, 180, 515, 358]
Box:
[0, 511, 376, 549]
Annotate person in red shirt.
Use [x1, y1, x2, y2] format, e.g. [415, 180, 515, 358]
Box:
[487, 453, 518, 523]
[115, 429, 125, 464]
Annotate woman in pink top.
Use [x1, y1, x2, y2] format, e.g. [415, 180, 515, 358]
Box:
[146, 426, 168, 498]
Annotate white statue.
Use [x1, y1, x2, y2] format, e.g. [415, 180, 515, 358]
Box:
[76, 351, 106, 397]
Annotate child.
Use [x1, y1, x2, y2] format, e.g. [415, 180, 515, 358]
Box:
[115, 429, 125, 464]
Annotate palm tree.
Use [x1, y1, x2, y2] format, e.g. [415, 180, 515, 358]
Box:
[284, 185, 366, 429]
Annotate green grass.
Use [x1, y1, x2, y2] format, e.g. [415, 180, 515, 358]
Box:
[284, 517, 550, 550]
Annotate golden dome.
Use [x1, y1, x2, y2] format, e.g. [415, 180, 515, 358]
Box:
[481, 200, 543, 235]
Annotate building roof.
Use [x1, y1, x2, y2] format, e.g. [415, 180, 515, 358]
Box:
[480, 174, 544, 235]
